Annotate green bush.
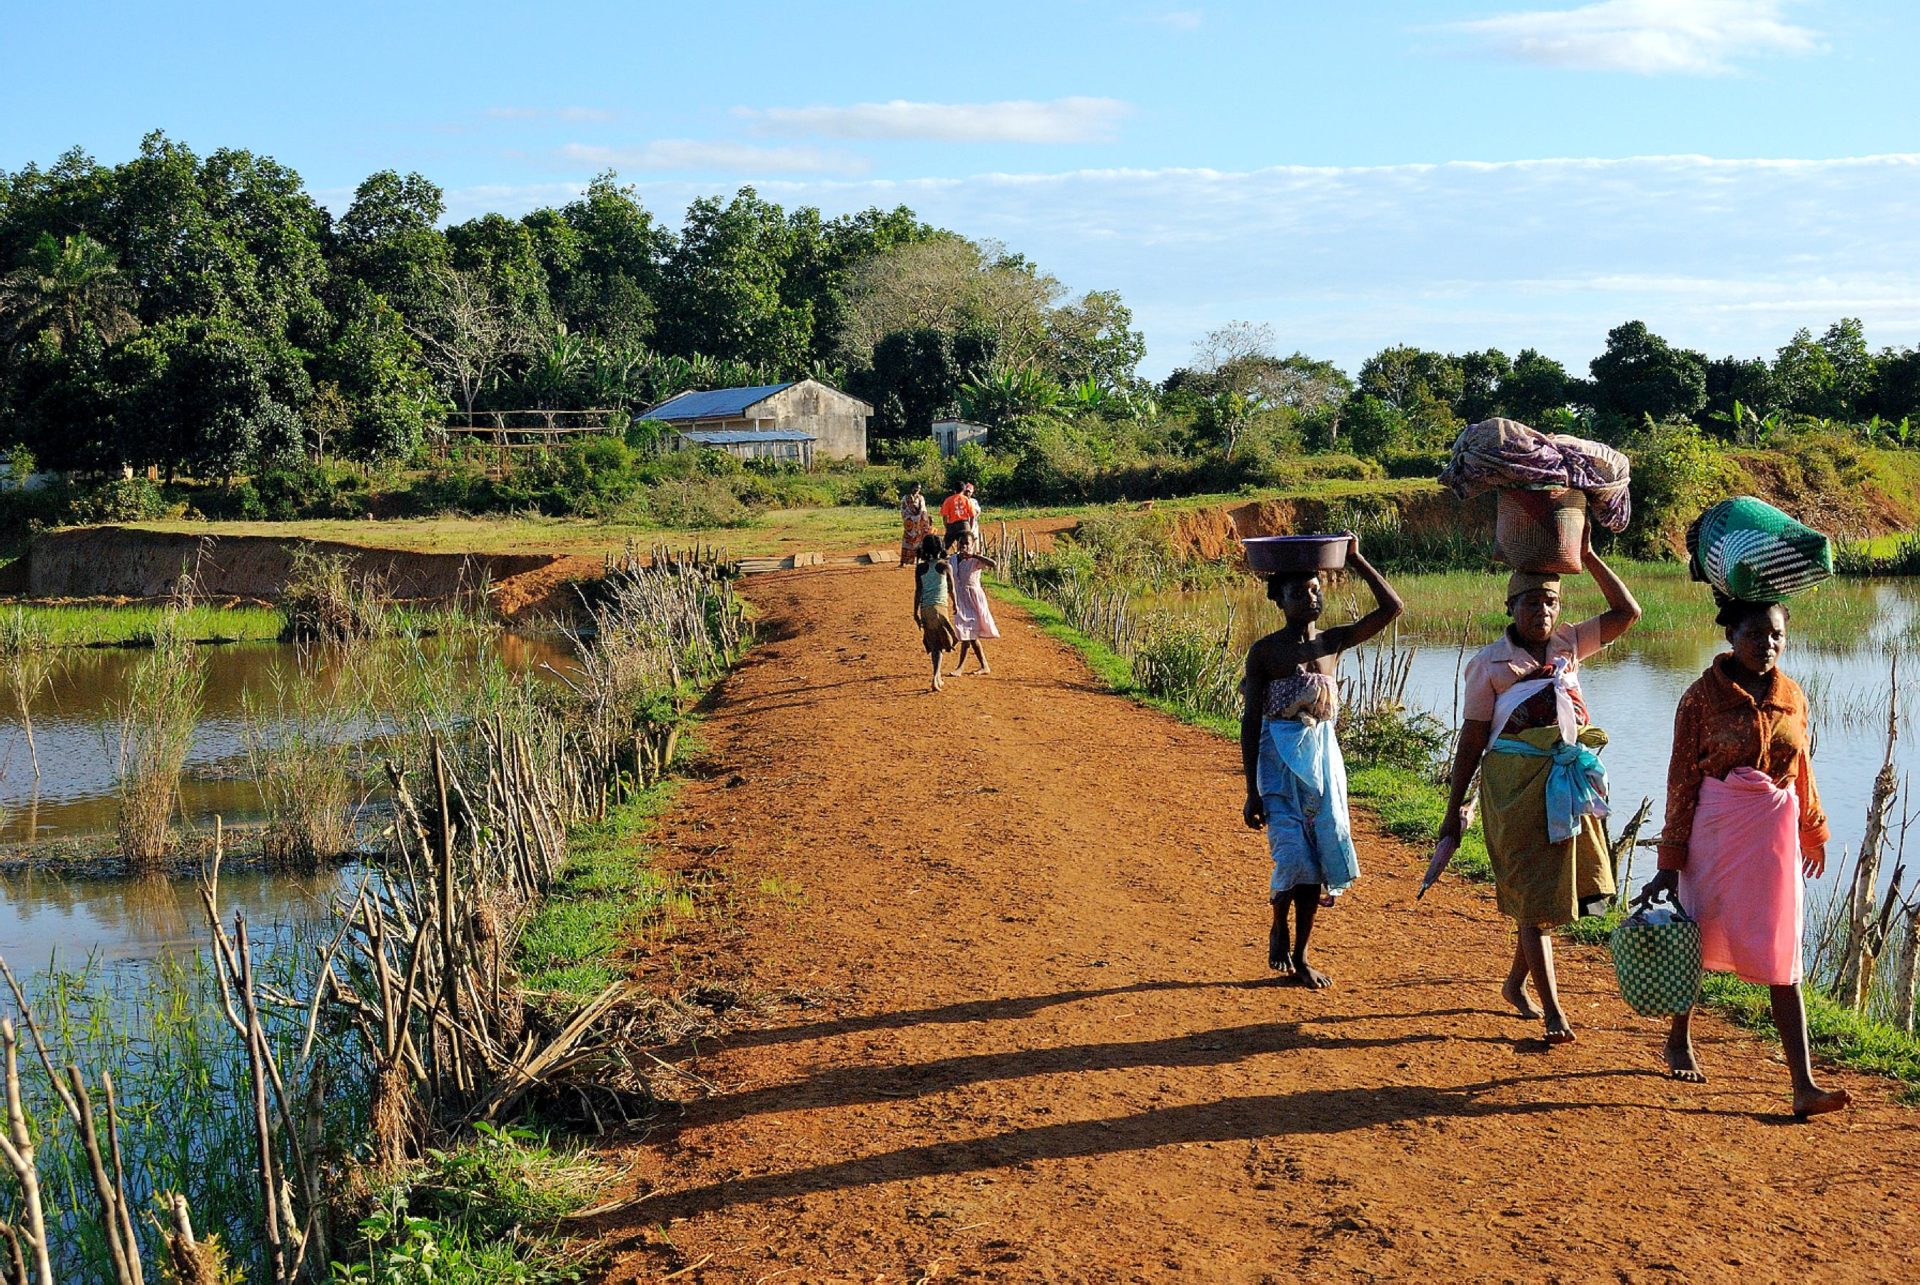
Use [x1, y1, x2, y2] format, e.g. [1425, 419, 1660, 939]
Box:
[64, 476, 168, 523]
[252, 462, 371, 520]
[1620, 419, 1745, 559]
[643, 475, 752, 528]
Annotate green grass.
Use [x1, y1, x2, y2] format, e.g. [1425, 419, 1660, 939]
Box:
[334, 1121, 603, 1283]
[1345, 762, 1492, 882]
[4, 601, 286, 646]
[1701, 974, 1920, 1102]
[516, 780, 684, 998]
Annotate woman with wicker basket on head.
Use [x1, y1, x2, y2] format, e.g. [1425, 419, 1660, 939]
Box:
[1634, 596, 1848, 1119]
[1434, 525, 1640, 1044]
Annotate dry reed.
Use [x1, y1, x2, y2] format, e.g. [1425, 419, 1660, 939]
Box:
[109, 634, 204, 868]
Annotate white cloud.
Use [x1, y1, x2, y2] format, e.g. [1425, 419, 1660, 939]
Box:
[619, 153, 1920, 376]
[739, 97, 1131, 144]
[1445, 0, 1821, 75]
[557, 140, 867, 176]
[486, 106, 616, 123]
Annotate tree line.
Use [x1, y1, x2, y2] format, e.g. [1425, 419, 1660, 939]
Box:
[4, 133, 1918, 496]
[0, 132, 1146, 480]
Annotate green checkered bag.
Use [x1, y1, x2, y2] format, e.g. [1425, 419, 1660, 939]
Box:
[1686, 496, 1832, 602]
[1610, 890, 1702, 1017]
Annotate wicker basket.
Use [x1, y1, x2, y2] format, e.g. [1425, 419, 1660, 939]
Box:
[1495, 487, 1586, 574]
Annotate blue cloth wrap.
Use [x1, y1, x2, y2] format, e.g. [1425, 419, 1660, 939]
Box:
[1489, 735, 1609, 844]
[1258, 717, 1359, 895]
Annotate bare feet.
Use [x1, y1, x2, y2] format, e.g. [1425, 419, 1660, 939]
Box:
[1267, 924, 1291, 974]
[1791, 1086, 1850, 1120]
[1291, 956, 1331, 989]
[1664, 1037, 1707, 1083]
[1501, 975, 1543, 1020]
[976, 665, 992, 675]
[1543, 1014, 1576, 1045]
[931, 677, 943, 692]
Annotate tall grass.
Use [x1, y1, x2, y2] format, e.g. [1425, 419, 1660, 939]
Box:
[242, 649, 373, 867]
[0, 608, 62, 777]
[109, 634, 204, 866]
[279, 545, 388, 643]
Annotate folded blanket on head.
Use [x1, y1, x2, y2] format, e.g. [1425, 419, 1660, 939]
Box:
[1439, 418, 1632, 532]
[1687, 496, 1833, 602]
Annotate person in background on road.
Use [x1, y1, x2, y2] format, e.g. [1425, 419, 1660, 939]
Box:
[900, 482, 934, 568]
[912, 532, 960, 692]
[1434, 527, 1639, 1044]
[1636, 597, 1849, 1119]
[941, 481, 981, 545]
[1242, 533, 1403, 988]
[946, 528, 1000, 675]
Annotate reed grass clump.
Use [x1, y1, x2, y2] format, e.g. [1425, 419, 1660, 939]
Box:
[278, 546, 386, 643]
[1134, 613, 1240, 720]
[243, 652, 370, 867]
[110, 634, 204, 866]
[0, 607, 61, 777]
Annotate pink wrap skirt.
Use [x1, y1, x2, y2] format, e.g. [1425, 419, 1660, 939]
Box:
[1680, 767, 1804, 986]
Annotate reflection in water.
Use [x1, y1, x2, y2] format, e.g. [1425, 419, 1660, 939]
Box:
[0, 864, 360, 964]
[0, 633, 574, 844]
[1151, 575, 1920, 908]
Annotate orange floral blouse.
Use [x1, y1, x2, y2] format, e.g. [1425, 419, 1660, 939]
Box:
[1658, 655, 1829, 870]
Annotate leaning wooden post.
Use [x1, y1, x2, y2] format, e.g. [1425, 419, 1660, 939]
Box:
[0, 1019, 53, 1285]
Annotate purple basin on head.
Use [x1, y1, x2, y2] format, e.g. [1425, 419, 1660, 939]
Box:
[1241, 534, 1349, 575]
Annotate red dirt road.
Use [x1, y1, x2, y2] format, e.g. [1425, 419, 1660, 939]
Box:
[593, 565, 1917, 1283]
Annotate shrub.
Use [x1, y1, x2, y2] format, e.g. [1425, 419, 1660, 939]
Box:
[65, 476, 168, 524]
[280, 546, 386, 643]
[1621, 419, 1745, 559]
[643, 476, 752, 528]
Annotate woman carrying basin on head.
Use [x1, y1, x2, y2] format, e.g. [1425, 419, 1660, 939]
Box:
[1434, 526, 1640, 1044]
[1634, 596, 1848, 1119]
[1242, 533, 1403, 988]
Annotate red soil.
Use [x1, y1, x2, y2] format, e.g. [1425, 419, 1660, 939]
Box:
[585, 564, 1918, 1281]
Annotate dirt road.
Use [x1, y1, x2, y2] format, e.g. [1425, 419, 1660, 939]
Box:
[592, 565, 1917, 1282]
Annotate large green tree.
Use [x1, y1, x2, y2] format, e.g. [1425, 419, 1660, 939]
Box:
[1497, 348, 1572, 424]
[657, 187, 810, 369]
[1585, 320, 1707, 427]
[0, 232, 140, 351]
[333, 169, 447, 307]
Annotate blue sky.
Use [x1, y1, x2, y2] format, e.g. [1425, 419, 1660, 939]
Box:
[5, 1, 1918, 376]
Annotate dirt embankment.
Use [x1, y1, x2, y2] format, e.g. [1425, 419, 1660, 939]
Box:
[17, 526, 602, 618]
[1163, 487, 1494, 562]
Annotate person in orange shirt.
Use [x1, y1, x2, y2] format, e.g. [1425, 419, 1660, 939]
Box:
[1636, 597, 1849, 1120]
[940, 482, 980, 543]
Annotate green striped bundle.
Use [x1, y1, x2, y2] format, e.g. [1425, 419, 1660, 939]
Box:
[1686, 496, 1833, 603]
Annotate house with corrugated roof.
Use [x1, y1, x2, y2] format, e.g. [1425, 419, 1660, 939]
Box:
[638, 379, 872, 462]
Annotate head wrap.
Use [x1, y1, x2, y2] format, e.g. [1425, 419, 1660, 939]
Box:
[1506, 570, 1561, 602]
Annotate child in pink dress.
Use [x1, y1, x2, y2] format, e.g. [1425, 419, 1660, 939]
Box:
[946, 530, 1000, 675]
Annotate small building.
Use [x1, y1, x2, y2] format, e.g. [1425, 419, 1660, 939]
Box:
[638, 379, 871, 462]
[931, 418, 990, 458]
[669, 428, 816, 467]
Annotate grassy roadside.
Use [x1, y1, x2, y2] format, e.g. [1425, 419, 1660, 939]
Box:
[990, 577, 1920, 1100]
[518, 777, 688, 999]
